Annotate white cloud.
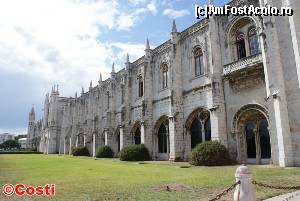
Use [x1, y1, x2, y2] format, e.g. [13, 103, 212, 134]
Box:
[128, 0, 146, 5]
[112, 42, 146, 62]
[0, 0, 149, 97]
[163, 8, 190, 19]
[116, 8, 147, 31]
[147, 0, 157, 15]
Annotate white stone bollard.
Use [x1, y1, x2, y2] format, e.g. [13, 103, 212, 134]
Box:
[234, 165, 256, 201]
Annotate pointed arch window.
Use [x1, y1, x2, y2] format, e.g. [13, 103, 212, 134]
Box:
[194, 48, 204, 76]
[158, 124, 168, 153]
[138, 76, 143, 97]
[248, 27, 260, 56]
[236, 32, 246, 59]
[161, 64, 168, 89]
[106, 91, 110, 110]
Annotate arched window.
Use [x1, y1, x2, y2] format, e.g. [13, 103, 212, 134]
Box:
[236, 32, 246, 59]
[158, 124, 168, 153]
[190, 119, 202, 149]
[134, 128, 141, 144]
[204, 117, 211, 141]
[245, 122, 256, 159]
[106, 91, 110, 110]
[138, 76, 143, 97]
[248, 27, 260, 55]
[161, 64, 168, 89]
[259, 119, 271, 159]
[194, 48, 204, 76]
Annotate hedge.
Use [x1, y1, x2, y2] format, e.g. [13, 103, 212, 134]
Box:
[72, 146, 90, 156]
[120, 144, 151, 161]
[96, 146, 114, 158]
[190, 141, 233, 166]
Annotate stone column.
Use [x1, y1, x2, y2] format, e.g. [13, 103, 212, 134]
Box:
[92, 133, 96, 157]
[75, 135, 78, 147]
[141, 122, 145, 144]
[104, 130, 109, 146]
[69, 137, 72, 155]
[168, 115, 184, 161]
[210, 108, 227, 144]
[254, 127, 261, 165]
[83, 135, 86, 147]
[185, 129, 191, 160]
[119, 127, 124, 150]
[234, 165, 255, 201]
[63, 138, 66, 155]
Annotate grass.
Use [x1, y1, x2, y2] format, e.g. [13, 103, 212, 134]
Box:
[0, 154, 299, 201]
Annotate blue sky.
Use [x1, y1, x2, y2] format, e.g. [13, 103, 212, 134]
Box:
[0, 0, 230, 134]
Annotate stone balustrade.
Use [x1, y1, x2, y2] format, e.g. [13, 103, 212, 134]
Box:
[223, 53, 263, 76]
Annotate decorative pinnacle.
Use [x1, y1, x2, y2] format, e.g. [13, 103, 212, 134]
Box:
[75, 92, 77, 98]
[126, 53, 130, 63]
[99, 72, 102, 82]
[146, 38, 150, 50]
[172, 19, 177, 33]
[81, 87, 84, 94]
[90, 80, 92, 88]
[111, 63, 115, 73]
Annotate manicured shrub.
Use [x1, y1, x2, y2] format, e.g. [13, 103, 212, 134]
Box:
[96, 145, 114, 158]
[120, 144, 151, 161]
[72, 146, 90, 156]
[190, 141, 232, 166]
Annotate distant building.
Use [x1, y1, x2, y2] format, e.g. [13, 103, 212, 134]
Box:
[18, 138, 27, 149]
[0, 133, 14, 144]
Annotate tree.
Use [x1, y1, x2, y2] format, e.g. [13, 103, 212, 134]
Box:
[0, 140, 21, 150]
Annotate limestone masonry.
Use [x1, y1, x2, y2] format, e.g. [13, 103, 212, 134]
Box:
[27, 0, 300, 167]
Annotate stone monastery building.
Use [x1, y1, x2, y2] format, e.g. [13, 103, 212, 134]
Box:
[27, 0, 300, 167]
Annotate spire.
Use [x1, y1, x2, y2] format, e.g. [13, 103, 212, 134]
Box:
[99, 72, 102, 82]
[126, 53, 130, 63]
[75, 92, 77, 98]
[89, 80, 93, 91]
[56, 84, 59, 95]
[81, 87, 84, 95]
[172, 19, 177, 33]
[30, 105, 35, 115]
[111, 63, 115, 73]
[146, 38, 150, 50]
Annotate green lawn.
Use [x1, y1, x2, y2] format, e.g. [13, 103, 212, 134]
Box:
[0, 154, 299, 201]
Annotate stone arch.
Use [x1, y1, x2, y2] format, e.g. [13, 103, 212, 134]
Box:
[232, 104, 271, 164]
[114, 127, 121, 152]
[185, 107, 211, 150]
[225, 16, 261, 62]
[153, 115, 170, 160]
[131, 121, 141, 145]
[185, 107, 210, 130]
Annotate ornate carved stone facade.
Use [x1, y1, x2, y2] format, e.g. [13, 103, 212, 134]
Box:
[27, 0, 300, 167]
